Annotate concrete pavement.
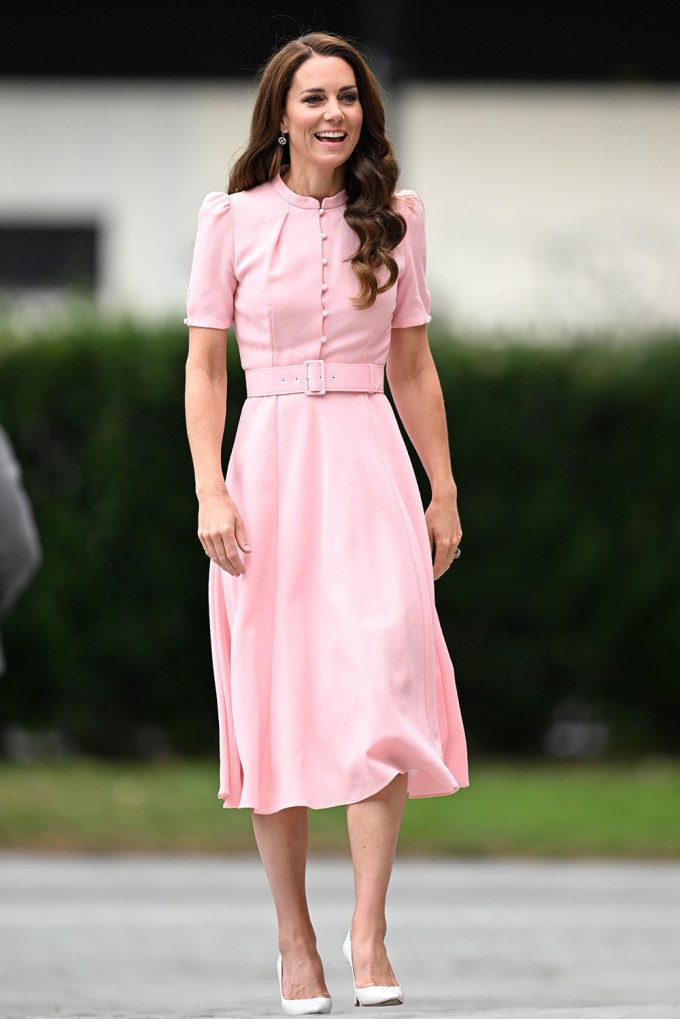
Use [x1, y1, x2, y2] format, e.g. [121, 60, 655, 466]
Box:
[0, 852, 678, 1018]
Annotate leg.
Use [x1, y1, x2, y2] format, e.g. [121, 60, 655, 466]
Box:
[251, 806, 330, 1000]
[345, 772, 408, 987]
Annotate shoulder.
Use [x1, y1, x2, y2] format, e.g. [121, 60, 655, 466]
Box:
[392, 189, 427, 251]
[226, 178, 276, 208]
[197, 177, 276, 209]
[195, 191, 231, 226]
[393, 188, 425, 217]
[392, 189, 427, 239]
[197, 180, 278, 221]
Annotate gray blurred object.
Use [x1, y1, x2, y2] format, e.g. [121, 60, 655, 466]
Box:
[0, 423, 41, 674]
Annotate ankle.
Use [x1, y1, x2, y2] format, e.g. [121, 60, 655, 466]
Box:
[350, 916, 388, 944]
[278, 929, 319, 955]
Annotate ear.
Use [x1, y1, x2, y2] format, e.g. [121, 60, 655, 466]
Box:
[280, 114, 289, 133]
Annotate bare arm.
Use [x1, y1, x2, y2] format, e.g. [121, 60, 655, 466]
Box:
[184, 326, 251, 576]
[386, 324, 461, 580]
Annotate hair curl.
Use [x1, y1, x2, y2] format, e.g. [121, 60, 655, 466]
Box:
[228, 32, 406, 310]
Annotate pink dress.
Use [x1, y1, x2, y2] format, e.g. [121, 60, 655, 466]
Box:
[185, 170, 469, 814]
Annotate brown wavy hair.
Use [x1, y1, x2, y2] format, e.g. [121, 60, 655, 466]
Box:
[228, 32, 406, 309]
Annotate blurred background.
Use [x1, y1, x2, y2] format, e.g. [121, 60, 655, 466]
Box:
[0, 0, 679, 858]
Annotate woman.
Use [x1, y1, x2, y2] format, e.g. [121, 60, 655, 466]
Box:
[184, 31, 469, 1016]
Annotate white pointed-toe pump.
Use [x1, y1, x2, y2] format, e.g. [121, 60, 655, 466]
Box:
[276, 954, 332, 1016]
[342, 929, 404, 1007]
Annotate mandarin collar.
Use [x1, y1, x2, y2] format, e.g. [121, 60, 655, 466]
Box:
[272, 170, 347, 210]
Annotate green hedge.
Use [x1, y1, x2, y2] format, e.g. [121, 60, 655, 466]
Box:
[0, 320, 678, 757]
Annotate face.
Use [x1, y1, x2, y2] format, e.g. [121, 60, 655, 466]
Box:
[280, 54, 363, 175]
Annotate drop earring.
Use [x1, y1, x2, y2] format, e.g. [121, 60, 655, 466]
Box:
[277, 132, 287, 145]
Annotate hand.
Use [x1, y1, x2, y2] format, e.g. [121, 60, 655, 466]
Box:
[197, 490, 251, 576]
[425, 491, 462, 581]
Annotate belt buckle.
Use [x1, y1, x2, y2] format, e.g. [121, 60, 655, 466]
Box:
[303, 359, 326, 395]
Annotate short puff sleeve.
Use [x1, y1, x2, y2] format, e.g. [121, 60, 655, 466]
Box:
[391, 190, 432, 328]
[183, 192, 236, 329]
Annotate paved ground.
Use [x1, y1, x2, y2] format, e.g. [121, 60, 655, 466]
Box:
[0, 852, 678, 1019]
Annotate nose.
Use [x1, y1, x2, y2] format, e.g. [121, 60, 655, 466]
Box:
[324, 101, 344, 122]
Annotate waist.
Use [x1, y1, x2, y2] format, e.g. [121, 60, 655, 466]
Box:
[244, 359, 385, 398]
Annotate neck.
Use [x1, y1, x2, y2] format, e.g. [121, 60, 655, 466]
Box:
[280, 164, 346, 202]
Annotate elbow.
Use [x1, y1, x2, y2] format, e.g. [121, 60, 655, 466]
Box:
[387, 328, 436, 389]
[185, 357, 227, 388]
[386, 358, 435, 391]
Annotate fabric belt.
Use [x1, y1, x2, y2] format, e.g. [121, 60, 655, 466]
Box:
[245, 359, 385, 397]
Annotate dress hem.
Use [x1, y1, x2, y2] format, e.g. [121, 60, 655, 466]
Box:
[217, 769, 469, 814]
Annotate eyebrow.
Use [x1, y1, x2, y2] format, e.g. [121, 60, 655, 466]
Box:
[299, 85, 357, 95]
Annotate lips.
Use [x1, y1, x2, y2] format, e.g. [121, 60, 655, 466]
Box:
[315, 131, 347, 143]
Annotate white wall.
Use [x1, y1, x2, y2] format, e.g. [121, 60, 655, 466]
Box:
[1, 81, 679, 339]
[0, 82, 252, 322]
[397, 85, 680, 340]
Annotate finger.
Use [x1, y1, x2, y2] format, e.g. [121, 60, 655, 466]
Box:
[202, 531, 242, 576]
[200, 534, 224, 568]
[203, 535, 237, 576]
[233, 519, 252, 554]
[432, 546, 449, 579]
[433, 539, 460, 579]
[433, 558, 450, 581]
[222, 538, 246, 576]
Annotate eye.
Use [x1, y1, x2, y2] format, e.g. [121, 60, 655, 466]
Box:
[303, 95, 323, 104]
[341, 93, 358, 103]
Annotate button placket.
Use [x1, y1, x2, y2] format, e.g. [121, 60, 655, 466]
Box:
[319, 206, 329, 345]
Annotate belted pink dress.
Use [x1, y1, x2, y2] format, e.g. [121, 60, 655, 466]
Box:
[185, 170, 469, 814]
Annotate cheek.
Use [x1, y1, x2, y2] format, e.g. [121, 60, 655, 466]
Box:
[290, 112, 316, 136]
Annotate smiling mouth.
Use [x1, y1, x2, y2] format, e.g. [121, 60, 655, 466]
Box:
[315, 131, 347, 143]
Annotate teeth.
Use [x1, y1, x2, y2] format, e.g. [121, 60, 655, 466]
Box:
[316, 132, 346, 139]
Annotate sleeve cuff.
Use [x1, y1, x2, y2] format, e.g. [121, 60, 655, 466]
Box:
[391, 313, 432, 329]
[183, 317, 230, 329]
